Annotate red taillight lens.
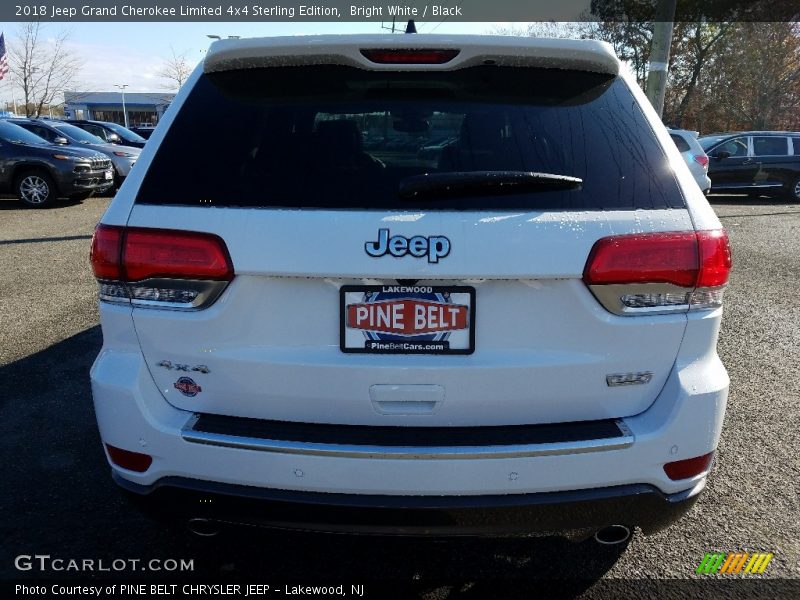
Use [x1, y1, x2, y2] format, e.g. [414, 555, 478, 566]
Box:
[90, 224, 123, 280]
[693, 154, 709, 169]
[360, 48, 460, 64]
[696, 230, 732, 287]
[90, 225, 234, 308]
[583, 232, 699, 287]
[583, 230, 731, 289]
[664, 452, 714, 480]
[123, 228, 233, 282]
[105, 444, 153, 472]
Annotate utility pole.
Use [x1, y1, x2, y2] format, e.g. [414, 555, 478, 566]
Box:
[645, 0, 677, 118]
[115, 84, 129, 128]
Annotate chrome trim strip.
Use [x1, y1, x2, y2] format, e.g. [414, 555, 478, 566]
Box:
[712, 182, 783, 189]
[181, 417, 634, 460]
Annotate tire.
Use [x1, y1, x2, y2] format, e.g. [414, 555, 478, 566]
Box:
[15, 170, 57, 207]
[788, 177, 800, 202]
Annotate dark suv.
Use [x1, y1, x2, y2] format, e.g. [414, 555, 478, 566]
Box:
[699, 131, 800, 200]
[64, 119, 147, 149]
[0, 120, 113, 207]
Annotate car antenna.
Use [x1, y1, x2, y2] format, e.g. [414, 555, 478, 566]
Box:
[405, 20, 417, 34]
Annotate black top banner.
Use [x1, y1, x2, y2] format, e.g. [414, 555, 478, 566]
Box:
[1, 0, 798, 22]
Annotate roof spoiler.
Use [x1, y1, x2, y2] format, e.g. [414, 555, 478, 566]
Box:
[204, 34, 620, 76]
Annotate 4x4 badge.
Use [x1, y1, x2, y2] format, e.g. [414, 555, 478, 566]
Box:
[365, 228, 450, 263]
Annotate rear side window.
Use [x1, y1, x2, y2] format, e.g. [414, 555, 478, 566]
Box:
[136, 66, 684, 211]
[670, 134, 691, 152]
[752, 136, 788, 156]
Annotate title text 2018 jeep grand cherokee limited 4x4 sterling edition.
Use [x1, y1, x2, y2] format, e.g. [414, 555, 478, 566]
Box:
[89, 35, 731, 541]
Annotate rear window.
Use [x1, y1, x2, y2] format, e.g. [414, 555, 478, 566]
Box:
[670, 134, 691, 152]
[752, 136, 788, 156]
[136, 66, 684, 211]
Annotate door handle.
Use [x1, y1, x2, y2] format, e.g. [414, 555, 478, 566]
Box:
[742, 158, 754, 165]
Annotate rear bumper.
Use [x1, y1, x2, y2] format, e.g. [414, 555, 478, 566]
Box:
[114, 472, 702, 536]
[91, 304, 728, 536]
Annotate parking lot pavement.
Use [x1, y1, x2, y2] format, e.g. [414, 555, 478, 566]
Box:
[0, 198, 109, 366]
[1, 195, 798, 595]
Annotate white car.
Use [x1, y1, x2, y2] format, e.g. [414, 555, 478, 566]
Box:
[669, 128, 712, 194]
[90, 35, 731, 543]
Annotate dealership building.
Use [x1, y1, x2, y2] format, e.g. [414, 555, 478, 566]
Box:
[63, 91, 175, 126]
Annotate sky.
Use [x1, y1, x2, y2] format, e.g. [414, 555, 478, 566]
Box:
[0, 21, 532, 104]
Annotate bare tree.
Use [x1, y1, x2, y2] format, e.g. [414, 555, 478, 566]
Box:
[663, 21, 734, 128]
[8, 23, 83, 118]
[489, 22, 585, 39]
[157, 47, 192, 91]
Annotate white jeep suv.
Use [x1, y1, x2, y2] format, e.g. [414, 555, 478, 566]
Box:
[89, 35, 731, 541]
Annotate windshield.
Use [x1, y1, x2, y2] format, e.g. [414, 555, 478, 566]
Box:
[103, 122, 146, 143]
[0, 120, 55, 145]
[52, 123, 105, 144]
[136, 65, 685, 211]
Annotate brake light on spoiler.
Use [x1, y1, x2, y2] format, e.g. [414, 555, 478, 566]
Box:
[90, 224, 233, 310]
[360, 48, 460, 64]
[583, 230, 732, 315]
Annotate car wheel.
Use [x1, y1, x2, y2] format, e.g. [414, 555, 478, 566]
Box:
[15, 171, 57, 207]
[789, 177, 800, 202]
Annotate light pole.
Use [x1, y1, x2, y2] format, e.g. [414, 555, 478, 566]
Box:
[115, 84, 129, 128]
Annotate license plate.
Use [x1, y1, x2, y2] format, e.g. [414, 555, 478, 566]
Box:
[340, 285, 475, 354]
[104, 170, 113, 180]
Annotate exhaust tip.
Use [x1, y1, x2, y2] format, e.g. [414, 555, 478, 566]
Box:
[594, 524, 631, 545]
[187, 517, 220, 537]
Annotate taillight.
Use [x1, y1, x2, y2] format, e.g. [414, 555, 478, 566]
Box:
[693, 154, 710, 170]
[360, 49, 460, 64]
[664, 452, 714, 480]
[90, 224, 234, 309]
[90, 224, 123, 280]
[124, 229, 233, 282]
[583, 230, 731, 315]
[105, 444, 153, 472]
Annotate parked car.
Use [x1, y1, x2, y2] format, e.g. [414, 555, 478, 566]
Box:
[9, 118, 140, 188]
[668, 128, 711, 194]
[64, 119, 147, 149]
[699, 131, 800, 200]
[90, 35, 731, 543]
[130, 125, 157, 139]
[0, 119, 113, 207]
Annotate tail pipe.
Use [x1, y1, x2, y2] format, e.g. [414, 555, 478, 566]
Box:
[594, 524, 631, 545]
[187, 518, 220, 537]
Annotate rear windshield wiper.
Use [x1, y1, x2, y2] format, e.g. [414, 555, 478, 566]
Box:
[398, 171, 582, 200]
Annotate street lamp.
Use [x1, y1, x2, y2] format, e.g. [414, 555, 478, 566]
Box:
[115, 84, 129, 128]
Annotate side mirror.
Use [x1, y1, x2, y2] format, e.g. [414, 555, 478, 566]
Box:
[54, 137, 69, 145]
[106, 133, 121, 143]
[713, 150, 731, 159]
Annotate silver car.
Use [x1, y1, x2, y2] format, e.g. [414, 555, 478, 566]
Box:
[668, 128, 711, 194]
[10, 118, 140, 188]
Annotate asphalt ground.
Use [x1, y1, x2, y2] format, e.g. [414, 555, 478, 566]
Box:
[0, 194, 798, 598]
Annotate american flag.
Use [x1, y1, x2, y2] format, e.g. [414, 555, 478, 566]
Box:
[0, 33, 9, 81]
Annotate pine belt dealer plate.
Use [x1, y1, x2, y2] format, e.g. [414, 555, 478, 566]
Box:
[340, 285, 475, 355]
